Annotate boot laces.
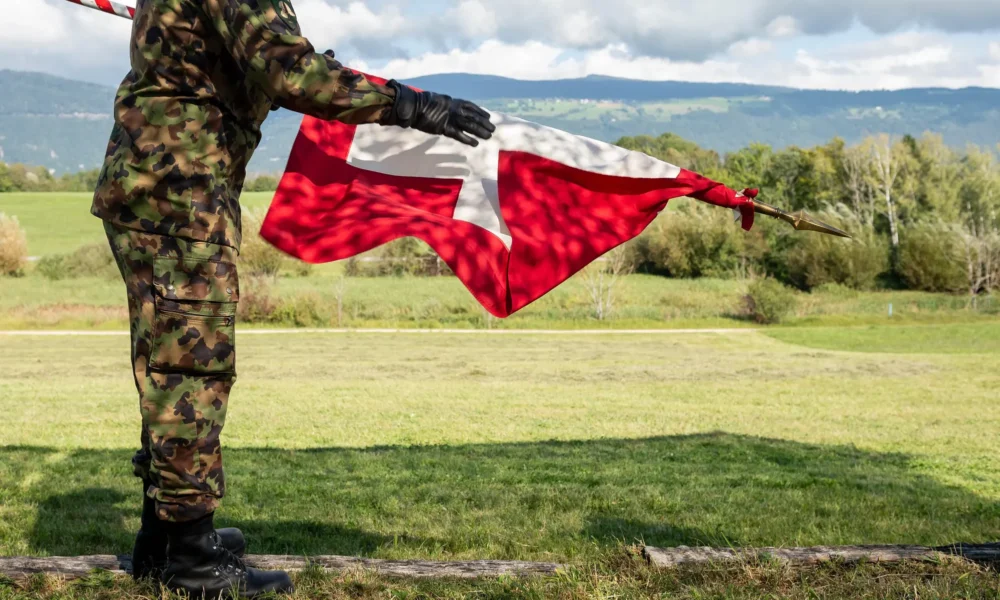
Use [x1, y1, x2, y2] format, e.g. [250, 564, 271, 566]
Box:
[210, 534, 247, 578]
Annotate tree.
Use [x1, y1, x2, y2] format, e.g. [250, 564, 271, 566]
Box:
[808, 138, 846, 210]
[723, 143, 772, 193]
[766, 147, 822, 211]
[0, 163, 13, 193]
[909, 134, 962, 222]
[866, 134, 906, 258]
[957, 146, 1000, 295]
[245, 175, 279, 192]
[960, 223, 1000, 296]
[580, 246, 633, 320]
[615, 133, 721, 175]
[959, 146, 1000, 231]
[842, 144, 877, 226]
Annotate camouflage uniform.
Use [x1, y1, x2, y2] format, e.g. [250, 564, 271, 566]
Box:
[94, 0, 396, 522]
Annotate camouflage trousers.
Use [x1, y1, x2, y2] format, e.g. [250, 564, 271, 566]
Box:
[105, 221, 239, 522]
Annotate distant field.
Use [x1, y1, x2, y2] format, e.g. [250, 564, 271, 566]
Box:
[487, 97, 772, 125]
[1, 192, 996, 331]
[1, 326, 998, 597]
[0, 192, 275, 256]
[1, 270, 996, 331]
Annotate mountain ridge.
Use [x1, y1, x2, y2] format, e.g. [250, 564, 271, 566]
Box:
[2, 69, 999, 175]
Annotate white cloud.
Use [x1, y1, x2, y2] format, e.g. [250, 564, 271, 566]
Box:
[376, 40, 746, 83]
[1, 0, 129, 56]
[295, 1, 406, 49]
[373, 33, 1000, 92]
[412, 0, 1000, 62]
[0, 0, 131, 82]
[448, 0, 498, 39]
[728, 38, 774, 58]
[554, 11, 605, 48]
[990, 42, 1000, 62]
[377, 40, 571, 81]
[766, 16, 800, 39]
[6, 0, 1000, 92]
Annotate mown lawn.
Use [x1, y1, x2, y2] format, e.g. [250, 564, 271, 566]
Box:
[1, 326, 998, 597]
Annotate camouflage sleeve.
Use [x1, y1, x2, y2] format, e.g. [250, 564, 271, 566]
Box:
[204, 0, 395, 124]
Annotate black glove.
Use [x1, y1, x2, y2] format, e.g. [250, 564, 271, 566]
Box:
[385, 80, 496, 147]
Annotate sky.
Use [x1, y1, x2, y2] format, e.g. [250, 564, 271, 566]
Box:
[4, 0, 1000, 90]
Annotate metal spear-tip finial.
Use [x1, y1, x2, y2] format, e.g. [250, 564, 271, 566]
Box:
[750, 199, 852, 239]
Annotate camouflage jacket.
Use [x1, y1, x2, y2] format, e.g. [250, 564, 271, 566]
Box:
[92, 0, 396, 250]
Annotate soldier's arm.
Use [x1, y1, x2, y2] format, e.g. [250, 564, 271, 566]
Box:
[204, 0, 495, 144]
[204, 0, 394, 124]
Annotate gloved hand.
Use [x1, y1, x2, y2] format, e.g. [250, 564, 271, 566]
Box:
[386, 80, 496, 147]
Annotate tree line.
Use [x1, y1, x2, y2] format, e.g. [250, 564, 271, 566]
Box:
[617, 132, 1000, 296]
[3, 130, 998, 297]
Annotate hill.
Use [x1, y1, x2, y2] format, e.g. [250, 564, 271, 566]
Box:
[2, 70, 1000, 175]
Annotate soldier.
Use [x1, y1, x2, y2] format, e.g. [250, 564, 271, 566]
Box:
[93, 0, 495, 597]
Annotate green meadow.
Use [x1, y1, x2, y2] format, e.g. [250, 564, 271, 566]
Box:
[1, 326, 999, 598]
[2, 192, 999, 598]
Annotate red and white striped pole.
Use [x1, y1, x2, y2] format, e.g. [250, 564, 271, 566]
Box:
[63, 0, 136, 20]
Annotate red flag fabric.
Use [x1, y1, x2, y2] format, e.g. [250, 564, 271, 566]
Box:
[261, 106, 756, 318]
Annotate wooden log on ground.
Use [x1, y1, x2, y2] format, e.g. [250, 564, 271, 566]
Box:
[643, 543, 1000, 568]
[245, 555, 563, 578]
[0, 554, 564, 582]
[0, 555, 127, 580]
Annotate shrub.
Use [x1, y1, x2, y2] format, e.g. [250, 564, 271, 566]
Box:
[743, 278, 798, 324]
[645, 202, 768, 279]
[344, 257, 362, 277]
[237, 278, 331, 326]
[36, 242, 116, 280]
[898, 222, 967, 293]
[240, 209, 284, 278]
[35, 254, 69, 280]
[273, 292, 329, 327]
[346, 239, 452, 277]
[68, 243, 117, 277]
[783, 209, 889, 290]
[0, 213, 28, 276]
[244, 175, 279, 192]
[290, 260, 314, 278]
[375, 238, 446, 277]
[811, 282, 859, 298]
[237, 276, 279, 323]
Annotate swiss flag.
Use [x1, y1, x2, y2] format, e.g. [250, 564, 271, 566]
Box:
[261, 91, 757, 318]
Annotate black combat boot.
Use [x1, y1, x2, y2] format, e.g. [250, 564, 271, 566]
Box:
[161, 514, 293, 599]
[132, 482, 247, 581]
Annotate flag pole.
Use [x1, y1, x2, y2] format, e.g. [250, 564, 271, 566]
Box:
[63, 0, 135, 20]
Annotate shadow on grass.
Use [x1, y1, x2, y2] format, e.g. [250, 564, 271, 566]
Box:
[4, 433, 998, 559]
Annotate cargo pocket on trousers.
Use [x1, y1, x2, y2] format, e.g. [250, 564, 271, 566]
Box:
[148, 258, 239, 376]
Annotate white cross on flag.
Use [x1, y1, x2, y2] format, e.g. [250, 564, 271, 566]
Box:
[261, 84, 757, 318]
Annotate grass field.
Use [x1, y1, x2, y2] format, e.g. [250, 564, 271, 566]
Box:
[489, 98, 758, 124]
[2, 192, 999, 598]
[1, 271, 997, 331]
[2, 191, 997, 331]
[1, 325, 999, 598]
[0, 192, 275, 256]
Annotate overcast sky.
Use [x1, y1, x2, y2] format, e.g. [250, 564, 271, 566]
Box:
[5, 0, 1000, 90]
